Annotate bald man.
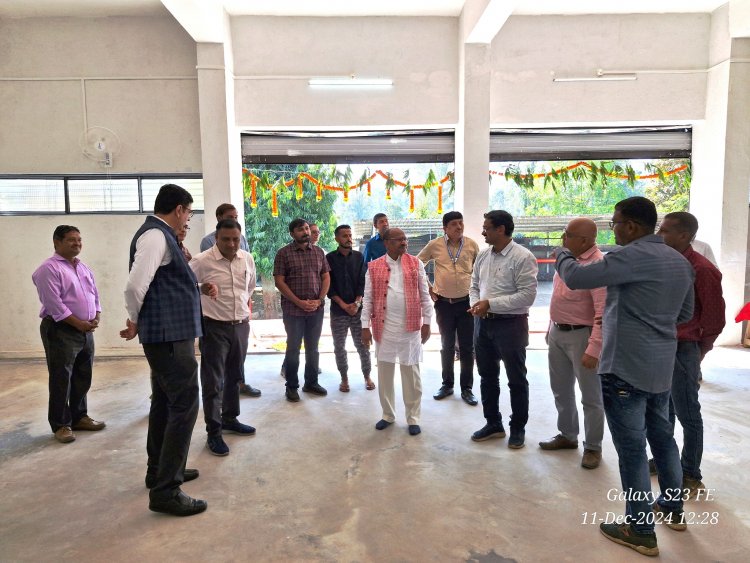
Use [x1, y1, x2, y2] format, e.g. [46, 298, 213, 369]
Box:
[540, 218, 606, 469]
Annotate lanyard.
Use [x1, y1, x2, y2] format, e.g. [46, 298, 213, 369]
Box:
[445, 236, 464, 265]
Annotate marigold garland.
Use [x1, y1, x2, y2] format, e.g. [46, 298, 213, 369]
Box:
[243, 161, 687, 217]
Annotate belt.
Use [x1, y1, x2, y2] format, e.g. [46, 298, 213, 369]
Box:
[437, 295, 470, 304]
[483, 313, 527, 320]
[553, 322, 590, 331]
[203, 317, 249, 326]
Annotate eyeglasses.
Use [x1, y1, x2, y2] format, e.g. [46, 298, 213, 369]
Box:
[183, 206, 194, 219]
[609, 219, 642, 229]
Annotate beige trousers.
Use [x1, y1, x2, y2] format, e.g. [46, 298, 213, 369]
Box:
[378, 361, 422, 425]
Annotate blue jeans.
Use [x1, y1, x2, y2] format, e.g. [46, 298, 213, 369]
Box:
[601, 373, 683, 534]
[283, 308, 324, 389]
[669, 341, 703, 480]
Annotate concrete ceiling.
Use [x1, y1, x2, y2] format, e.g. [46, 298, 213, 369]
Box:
[0, 0, 729, 18]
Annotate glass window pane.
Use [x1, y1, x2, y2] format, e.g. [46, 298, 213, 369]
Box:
[142, 178, 204, 212]
[68, 178, 139, 212]
[0, 179, 64, 212]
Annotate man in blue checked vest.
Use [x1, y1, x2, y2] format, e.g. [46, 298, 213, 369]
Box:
[122, 183, 215, 517]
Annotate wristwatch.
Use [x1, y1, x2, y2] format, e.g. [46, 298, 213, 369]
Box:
[320, 298, 326, 306]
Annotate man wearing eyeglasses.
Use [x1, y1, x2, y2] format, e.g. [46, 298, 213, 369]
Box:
[122, 183, 213, 517]
[555, 197, 694, 557]
[540, 218, 606, 470]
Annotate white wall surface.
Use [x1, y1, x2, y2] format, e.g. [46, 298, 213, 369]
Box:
[231, 16, 459, 128]
[0, 214, 206, 357]
[490, 14, 710, 124]
[0, 16, 202, 173]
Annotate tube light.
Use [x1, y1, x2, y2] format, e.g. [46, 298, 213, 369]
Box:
[308, 77, 393, 88]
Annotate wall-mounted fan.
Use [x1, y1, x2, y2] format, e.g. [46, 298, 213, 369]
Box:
[79, 126, 121, 167]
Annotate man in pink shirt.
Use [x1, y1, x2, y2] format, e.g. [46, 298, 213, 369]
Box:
[540, 218, 606, 469]
[32, 225, 106, 444]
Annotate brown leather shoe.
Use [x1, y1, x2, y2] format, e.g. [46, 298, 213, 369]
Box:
[538, 434, 578, 450]
[54, 426, 76, 443]
[72, 416, 106, 431]
[581, 449, 602, 469]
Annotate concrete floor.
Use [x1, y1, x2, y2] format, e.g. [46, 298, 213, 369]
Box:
[1, 346, 749, 562]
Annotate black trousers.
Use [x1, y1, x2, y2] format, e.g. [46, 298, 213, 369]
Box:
[283, 308, 324, 389]
[143, 339, 199, 502]
[475, 315, 529, 432]
[40, 317, 94, 432]
[200, 319, 249, 438]
[434, 298, 475, 390]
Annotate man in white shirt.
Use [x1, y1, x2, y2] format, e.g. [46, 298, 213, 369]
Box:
[190, 219, 257, 457]
[361, 228, 434, 436]
[469, 210, 538, 449]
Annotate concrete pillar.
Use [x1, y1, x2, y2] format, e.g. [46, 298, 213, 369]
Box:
[196, 41, 243, 234]
[691, 8, 750, 343]
[455, 42, 491, 244]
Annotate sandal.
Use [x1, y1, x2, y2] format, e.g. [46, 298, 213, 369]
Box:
[339, 380, 350, 392]
[365, 378, 376, 391]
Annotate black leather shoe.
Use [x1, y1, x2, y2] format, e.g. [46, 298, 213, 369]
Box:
[149, 491, 207, 517]
[286, 387, 300, 402]
[145, 468, 199, 489]
[433, 386, 454, 400]
[239, 383, 262, 397]
[302, 383, 328, 396]
[408, 425, 421, 436]
[461, 390, 478, 406]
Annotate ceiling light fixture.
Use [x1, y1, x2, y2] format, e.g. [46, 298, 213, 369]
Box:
[308, 77, 393, 88]
[551, 69, 637, 83]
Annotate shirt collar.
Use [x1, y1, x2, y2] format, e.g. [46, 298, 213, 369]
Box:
[578, 244, 599, 260]
[52, 253, 79, 266]
[492, 240, 514, 256]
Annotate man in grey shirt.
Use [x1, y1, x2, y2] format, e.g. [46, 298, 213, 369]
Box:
[469, 210, 538, 449]
[556, 197, 694, 557]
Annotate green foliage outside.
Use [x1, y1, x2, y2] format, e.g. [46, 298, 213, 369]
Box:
[243, 164, 338, 281]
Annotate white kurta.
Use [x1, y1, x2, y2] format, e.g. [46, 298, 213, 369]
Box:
[361, 254, 433, 366]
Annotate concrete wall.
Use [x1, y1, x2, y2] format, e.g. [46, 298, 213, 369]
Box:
[0, 16, 202, 173]
[490, 14, 709, 124]
[0, 16, 203, 355]
[231, 16, 459, 128]
[0, 214, 205, 357]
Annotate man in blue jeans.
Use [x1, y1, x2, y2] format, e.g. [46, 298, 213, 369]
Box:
[556, 197, 694, 557]
[657, 212, 725, 497]
[274, 218, 330, 402]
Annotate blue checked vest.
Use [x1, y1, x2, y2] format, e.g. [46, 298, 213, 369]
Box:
[129, 216, 202, 344]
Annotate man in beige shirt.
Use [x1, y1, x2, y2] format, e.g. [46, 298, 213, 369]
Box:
[190, 219, 257, 457]
[418, 211, 480, 406]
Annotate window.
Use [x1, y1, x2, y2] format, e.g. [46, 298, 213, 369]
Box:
[68, 178, 139, 212]
[0, 178, 64, 213]
[0, 175, 203, 214]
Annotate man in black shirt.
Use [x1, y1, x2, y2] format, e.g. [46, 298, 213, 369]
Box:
[326, 225, 374, 392]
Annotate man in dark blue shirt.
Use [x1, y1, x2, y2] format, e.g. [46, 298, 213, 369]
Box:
[363, 212, 389, 263]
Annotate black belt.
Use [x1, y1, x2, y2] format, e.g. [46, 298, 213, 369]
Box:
[553, 322, 590, 331]
[437, 295, 470, 304]
[483, 313, 527, 320]
[203, 317, 249, 326]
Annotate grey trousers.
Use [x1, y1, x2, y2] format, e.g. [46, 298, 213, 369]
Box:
[547, 324, 604, 451]
[331, 313, 371, 378]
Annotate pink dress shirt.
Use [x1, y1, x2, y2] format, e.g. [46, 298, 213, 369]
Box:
[32, 254, 101, 322]
[549, 245, 606, 359]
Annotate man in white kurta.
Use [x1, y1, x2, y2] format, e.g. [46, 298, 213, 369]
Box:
[361, 228, 434, 436]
